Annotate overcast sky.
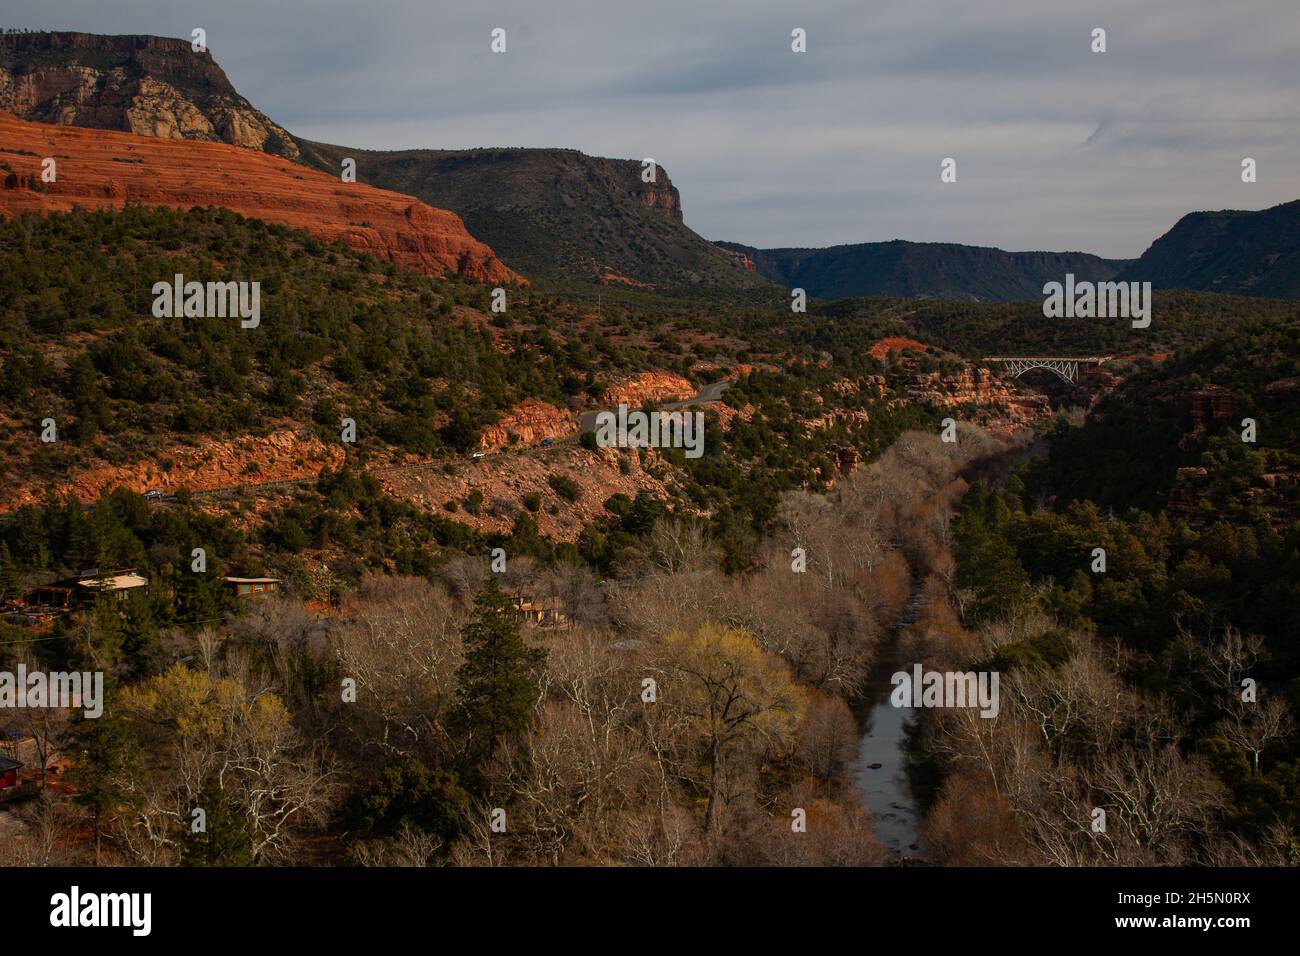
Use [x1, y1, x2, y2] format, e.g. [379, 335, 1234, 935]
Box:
[11, 0, 1300, 257]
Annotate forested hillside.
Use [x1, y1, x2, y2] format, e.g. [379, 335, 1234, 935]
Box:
[814, 291, 1300, 358]
[914, 323, 1300, 865]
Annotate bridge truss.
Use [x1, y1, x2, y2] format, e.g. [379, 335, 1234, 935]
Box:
[984, 356, 1110, 385]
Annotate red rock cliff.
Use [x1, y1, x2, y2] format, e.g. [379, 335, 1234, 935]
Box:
[0, 110, 523, 282]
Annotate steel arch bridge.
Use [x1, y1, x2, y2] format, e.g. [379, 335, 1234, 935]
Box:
[984, 355, 1111, 384]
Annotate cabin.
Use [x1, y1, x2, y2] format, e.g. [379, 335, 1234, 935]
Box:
[0, 756, 21, 792]
[224, 577, 281, 598]
[24, 584, 75, 612]
[13, 569, 146, 615]
[76, 571, 148, 602]
[510, 594, 569, 630]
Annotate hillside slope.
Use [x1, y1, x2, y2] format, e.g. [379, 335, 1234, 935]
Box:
[296, 140, 769, 289]
[1117, 199, 1300, 298]
[717, 239, 1130, 301]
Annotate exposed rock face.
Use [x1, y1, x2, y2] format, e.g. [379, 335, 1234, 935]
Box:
[0, 110, 522, 282]
[806, 409, 873, 434]
[1166, 466, 1210, 520]
[479, 401, 576, 450]
[1190, 387, 1236, 430]
[0, 32, 301, 159]
[603, 372, 695, 407]
[1180, 387, 1236, 451]
[869, 337, 928, 361]
[636, 178, 682, 220]
[718, 246, 757, 273]
[906, 367, 1052, 431]
[3, 428, 343, 510]
[831, 445, 861, 474]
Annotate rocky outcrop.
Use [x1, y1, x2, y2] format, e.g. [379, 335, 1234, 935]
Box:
[0, 32, 301, 159]
[907, 367, 1052, 431]
[636, 178, 683, 221]
[1180, 386, 1236, 451]
[479, 401, 575, 450]
[0, 110, 522, 282]
[1166, 466, 1210, 520]
[718, 246, 757, 273]
[598, 270, 657, 290]
[869, 337, 928, 361]
[3, 428, 343, 510]
[1190, 387, 1236, 430]
[603, 372, 695, 407]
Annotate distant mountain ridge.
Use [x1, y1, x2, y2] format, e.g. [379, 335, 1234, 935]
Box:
[716, 239, 1132, 302]
[1116, 199, 1300, 298]
[7, 31, 1300, 300]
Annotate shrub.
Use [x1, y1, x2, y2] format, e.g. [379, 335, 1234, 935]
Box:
[547, 474, 582, 503]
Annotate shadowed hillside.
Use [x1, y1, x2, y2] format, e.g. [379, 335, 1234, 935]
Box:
[1118, 199, 1300, 298]
[716, 239, 1130, 302]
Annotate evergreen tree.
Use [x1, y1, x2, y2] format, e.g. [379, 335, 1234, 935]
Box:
[181, 778, 255, 867]
[66, 711, 142, 866]
[0, 543, 19, 602]
[453, 579, 547, 777]
[343, 756, 469, 845]
[176, 566, 226, 625]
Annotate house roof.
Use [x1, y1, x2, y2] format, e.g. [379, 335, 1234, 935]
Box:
[76, 574, 148, 591]
[0, 756, 22, 773]
[224, 577, 281, 584]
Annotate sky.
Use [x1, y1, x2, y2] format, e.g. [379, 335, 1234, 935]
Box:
[8, 0, 1300, 258]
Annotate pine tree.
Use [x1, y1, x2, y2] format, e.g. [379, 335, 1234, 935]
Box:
[453, 578, 547, 777]
[0, 543, 19, 602]
[176, 566, 225, 625]
[181, 778, 255, 867]
[66, 711, 142, 866]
